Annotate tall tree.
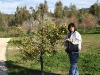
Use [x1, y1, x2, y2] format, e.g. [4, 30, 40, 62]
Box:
[0, 12, 4, 31]
[63, 5, 68, 18]
[78, 8, 89, 23]
[29, 6, 35, 18]
[44, 0, 48, 14]
[89, 3, 100, 17]
[14, 6, 31, 26]
[35, 0, 48, 20]
[0, 12, 11, 31]
[68, 3, 78, 17]
[54, 1, 63, 18]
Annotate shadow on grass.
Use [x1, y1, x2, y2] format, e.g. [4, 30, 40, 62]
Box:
[6, 61, 61, 75]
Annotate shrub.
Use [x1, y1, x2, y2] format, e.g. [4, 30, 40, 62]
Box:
[8, 26, 24, 36]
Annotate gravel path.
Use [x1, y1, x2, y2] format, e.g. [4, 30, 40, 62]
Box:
[0, 38, 11, 75]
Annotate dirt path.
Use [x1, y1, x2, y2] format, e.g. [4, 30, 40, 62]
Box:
[0, 38, 11, 75]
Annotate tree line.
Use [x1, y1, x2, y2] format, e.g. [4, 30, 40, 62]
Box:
[0, 0, 100, 33]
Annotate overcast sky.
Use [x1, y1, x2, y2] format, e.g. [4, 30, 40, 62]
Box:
[0, 0, 98, 14]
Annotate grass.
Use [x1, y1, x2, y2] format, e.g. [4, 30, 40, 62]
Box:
[6, 48, 69, 75]
[6, 33, 100, 75]
[81, 34, 100, 53]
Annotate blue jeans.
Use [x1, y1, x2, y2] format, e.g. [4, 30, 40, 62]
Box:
[69, 52, 79, 75]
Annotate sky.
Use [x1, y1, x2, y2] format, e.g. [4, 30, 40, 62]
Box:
[0, 0, 98, 14]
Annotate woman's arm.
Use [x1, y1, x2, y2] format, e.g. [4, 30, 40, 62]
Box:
[71, 31, 82, 45]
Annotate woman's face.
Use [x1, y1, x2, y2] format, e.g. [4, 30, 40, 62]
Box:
[70, 26, 75, 32]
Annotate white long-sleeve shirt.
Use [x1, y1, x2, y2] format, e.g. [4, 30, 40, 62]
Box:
[64, 31, 82, 51]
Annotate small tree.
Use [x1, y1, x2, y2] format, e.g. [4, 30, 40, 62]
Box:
[11, 19, 67, 75]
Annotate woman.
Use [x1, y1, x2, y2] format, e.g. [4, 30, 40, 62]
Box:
[64, 23, 82, 75]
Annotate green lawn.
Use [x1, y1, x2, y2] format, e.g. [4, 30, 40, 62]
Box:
[6, 34, 100, 75]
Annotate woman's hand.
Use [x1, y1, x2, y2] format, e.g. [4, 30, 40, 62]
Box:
[66, 38, 72, 42]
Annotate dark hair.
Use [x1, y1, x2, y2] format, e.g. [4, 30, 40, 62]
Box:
[68, 23, 76, 32]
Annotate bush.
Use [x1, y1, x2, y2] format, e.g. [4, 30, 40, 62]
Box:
[8, 26, 24, 36]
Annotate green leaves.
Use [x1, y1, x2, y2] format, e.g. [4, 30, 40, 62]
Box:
[10, 20, 67, 60]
